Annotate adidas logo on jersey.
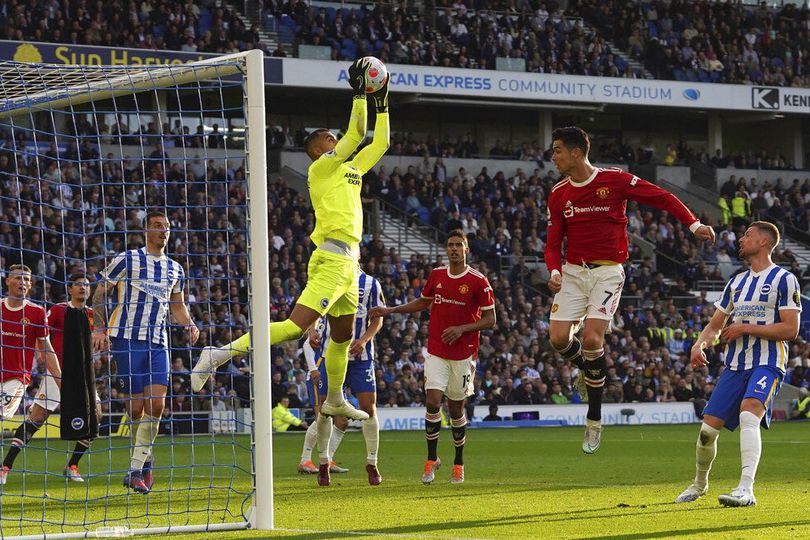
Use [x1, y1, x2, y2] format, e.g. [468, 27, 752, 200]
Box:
[436, 283, 442, 289]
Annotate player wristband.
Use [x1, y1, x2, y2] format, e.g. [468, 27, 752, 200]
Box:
[689, 221, 703, 234]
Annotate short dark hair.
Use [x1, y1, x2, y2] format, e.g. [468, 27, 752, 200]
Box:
[67, 272, 87, 285]
[446, 229, 468, 246]
[304, 128, 331, 158]
[552, 126, 590, 156]
[750, 220, 780, 250]
[8, 264, 32, 274]
[145, 211, 167, 227]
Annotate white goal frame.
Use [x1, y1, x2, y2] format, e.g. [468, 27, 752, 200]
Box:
[0, 49, 273, 538]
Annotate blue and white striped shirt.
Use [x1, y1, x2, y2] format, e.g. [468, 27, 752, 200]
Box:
[102, 248, 185, 347]
[312, 271, 385, 363]
[715, 264, 802, 372]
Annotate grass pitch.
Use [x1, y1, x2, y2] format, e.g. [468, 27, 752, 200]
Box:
[1, 423, 808, 539]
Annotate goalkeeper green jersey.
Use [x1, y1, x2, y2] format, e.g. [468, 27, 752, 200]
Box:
[307, 96, 389, 249]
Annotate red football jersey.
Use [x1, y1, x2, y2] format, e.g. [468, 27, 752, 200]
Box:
[421, 266, 495, 360]
[0, 299, 49, 384]
[544, 167, 699, 273]
[47, 303, 94, 367]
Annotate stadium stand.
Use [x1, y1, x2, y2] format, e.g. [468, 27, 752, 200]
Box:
[2, 0, 809, 416]
[3, 118, 809, 417]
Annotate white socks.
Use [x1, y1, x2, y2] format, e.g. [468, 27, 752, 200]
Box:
[328, 426, 345, 461]
[738, 411, 762, 491]
[316, 414, 333, 465]
[300, 422, 318, 463]
[362, 415, 379, 465]
[130, 415, 160, 471]
[694, 423, 720, 489]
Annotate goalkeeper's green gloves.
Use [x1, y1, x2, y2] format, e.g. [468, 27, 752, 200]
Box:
[348, 58, 369, 99]
[370, 74, 390, 114]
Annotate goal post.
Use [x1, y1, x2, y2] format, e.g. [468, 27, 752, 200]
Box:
[0, 49, 272, 538]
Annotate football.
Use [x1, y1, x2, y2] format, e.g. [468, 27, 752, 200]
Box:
[363, 56, 388, 93]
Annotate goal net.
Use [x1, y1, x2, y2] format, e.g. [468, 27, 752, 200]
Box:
[0, 50, 272, 538]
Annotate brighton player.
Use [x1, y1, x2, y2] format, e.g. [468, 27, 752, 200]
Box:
[2, 273, 97, 483]
[676, 222, 801, 506]
[298, 269, 385, 486]
[0, 264, 62, 485]
[370, 230, 495, 484]
[545, 126, 715, 454]
[191, 58, 390, 427]
[92, 211, 200, 494]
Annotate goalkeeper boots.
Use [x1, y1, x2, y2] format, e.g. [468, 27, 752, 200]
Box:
[718, 487, 757, 507]
[421, 458, 441, 484]
[191, 347, 221, 392]
[0, 465, 9, 485]
[64, 465, 85, 483]
[320, 399, 369, 421]
[675, 483, 708, 503]
[123, 471, 150, 494]
[582, 420, 602, 454]
[366, 464, 382, 486]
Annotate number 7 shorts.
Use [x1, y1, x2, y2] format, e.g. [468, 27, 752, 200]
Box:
[550, 263, 625, 322]
[424, 353, 475, 401]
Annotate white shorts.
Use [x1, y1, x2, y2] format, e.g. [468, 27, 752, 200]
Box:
[550, 263, 625, 322]
[32, 374, 100, 413]
[424, 354, 475, 402]
[0, 379, 27, 419]
[33, 373, 61, 412]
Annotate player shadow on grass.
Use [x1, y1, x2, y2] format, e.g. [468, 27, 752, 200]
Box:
[585, 519, 810, 540]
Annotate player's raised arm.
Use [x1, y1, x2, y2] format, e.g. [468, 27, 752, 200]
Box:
[309, 59, 370, 177]
[351, 74, 390, 173]
[624, 173, 716, 244]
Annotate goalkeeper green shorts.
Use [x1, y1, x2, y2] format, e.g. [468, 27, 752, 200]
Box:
[297, 248, 358, 317]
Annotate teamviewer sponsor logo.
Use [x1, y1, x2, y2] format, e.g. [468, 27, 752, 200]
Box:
[752, 87, 779, 110]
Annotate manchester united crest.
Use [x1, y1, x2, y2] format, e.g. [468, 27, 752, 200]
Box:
[21, 317, 30, 326]
[596, 187, 610, 199]
[458, 284, 470, 295]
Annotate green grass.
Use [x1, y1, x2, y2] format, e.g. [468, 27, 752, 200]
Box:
[2, 424, 809, 539]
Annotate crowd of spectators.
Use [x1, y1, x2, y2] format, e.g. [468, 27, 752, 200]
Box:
[577, 0, 810, 87]
[6, 0, 810, 90]
[269, 0, 641, 76]
[2, 118, 810, 421]
[1, 0, 266, 55]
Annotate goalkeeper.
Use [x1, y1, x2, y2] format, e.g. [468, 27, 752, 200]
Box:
[192, 58, 390, 423]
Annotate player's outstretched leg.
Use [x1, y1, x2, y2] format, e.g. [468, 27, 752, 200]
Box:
[449, 415, 467, 484]
[581, 347, 606, 454]
[191, 319, 304, 392]
[719, 410, 761, 507]
[675, 422, 719, 503]
[422, 410, 442, 484]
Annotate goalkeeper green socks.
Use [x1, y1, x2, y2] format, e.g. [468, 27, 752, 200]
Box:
[324, 338, 351, 405]
[212, 319, 304, 366]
